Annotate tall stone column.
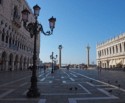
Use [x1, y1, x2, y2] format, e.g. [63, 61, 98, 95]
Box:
[86, 45, 90, 68]
[58, 45, 62, 69]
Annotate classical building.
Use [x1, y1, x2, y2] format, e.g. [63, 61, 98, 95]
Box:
[96, 33, 125, 68]
[0, 0, 40, 71]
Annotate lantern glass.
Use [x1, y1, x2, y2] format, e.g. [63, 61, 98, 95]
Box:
[21, 9, 30, 22]
[33, 5, 41, 16]
[49, 16, 56, 30]
[59, 45, 62, 49]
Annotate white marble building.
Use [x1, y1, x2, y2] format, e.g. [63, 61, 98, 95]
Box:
[0, 0, 40, 71]
[96, 33, 125, 68]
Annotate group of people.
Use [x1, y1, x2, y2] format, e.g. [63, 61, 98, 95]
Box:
[67, 64, 70, 70]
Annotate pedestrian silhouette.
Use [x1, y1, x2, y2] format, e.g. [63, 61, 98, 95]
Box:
[28, 66, 32, 71]
[43, 65, 46, 73]
[108, 89, 112, 93]
[69, 87, 72, 90]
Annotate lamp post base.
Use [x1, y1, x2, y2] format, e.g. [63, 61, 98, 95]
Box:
[26, 76, 40, 98]
[27, 88, 40, 98]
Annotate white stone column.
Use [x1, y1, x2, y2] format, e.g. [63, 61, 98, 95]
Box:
[23, 62, 26, 70]
[21, 63, 23, 70]
[17, 62, 20, 70]
[5, 61, 8, 71]
[12, 61, 14, 71]
[25, 62, 28, 70]
[118, 44, 120, 53]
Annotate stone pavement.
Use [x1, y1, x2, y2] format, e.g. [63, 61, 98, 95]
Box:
[0, 68, 125, 103]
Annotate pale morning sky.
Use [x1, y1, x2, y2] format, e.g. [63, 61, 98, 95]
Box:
[27, 0, 125, 64]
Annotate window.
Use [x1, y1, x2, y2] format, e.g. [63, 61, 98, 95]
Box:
[12, 39, 14, 44]
[13, 6, 19, 19]
[110, 47, 111, 54]
[9, 38, 11, 47]
[0, 0, 2, 4]
[6, 35, 8, 43]
[112, 46, 114, 54]
[120, 44, 122, 52]
[107, 48, 109, 55]
[2, 33, 4, 41]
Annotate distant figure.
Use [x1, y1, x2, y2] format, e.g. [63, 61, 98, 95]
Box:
[28, 66, 32, 71]
[43, 65, 46, 73]
[67, 65, 70, 70]
[9, 68, 12, 71]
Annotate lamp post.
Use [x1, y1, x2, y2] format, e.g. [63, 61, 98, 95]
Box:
[21, 5, 56, 98]
[50, 52, 57, 73]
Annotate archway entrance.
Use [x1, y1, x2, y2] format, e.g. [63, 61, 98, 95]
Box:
[9, 53, 13, 71]
[14, 55, 18, 70]
[1, 51, 7, 71]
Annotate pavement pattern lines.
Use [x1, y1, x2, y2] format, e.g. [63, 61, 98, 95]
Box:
[0, 69, 125, 103]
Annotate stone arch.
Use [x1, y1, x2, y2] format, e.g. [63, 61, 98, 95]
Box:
[27, 58, 30, 67]
[9, 36, 12, 47]
[19, 55, 23, 70]
[1, 28, 5, 42]
[5, 31, 9, 43]
[14, 54, 19, 70]
[1, 51, 7, 71]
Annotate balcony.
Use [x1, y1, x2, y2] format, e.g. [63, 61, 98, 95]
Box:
[9, 44, 18, 51]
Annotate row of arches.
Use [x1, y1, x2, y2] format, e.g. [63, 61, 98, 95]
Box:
[0, 51, 32, 71]
[98, 42, 125, 57]
[98, 59, 125, 69]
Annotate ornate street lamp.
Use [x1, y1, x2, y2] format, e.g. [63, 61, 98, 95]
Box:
[21, 4, 56, 98]
[50, 52, 57, 73]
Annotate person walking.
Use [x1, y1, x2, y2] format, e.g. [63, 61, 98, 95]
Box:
[43, 65, 46, 73]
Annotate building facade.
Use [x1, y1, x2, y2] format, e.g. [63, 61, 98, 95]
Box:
[96, 33, 125, 68]
[0, 0, 40, 71]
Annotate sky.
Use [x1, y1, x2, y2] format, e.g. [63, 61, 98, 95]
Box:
[27, 0, 125, 65]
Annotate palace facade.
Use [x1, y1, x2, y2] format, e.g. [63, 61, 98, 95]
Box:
[96, 33, 125, 68]
[0, 0, 40, 71]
